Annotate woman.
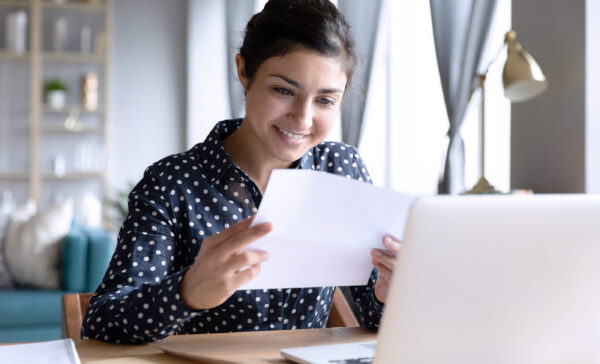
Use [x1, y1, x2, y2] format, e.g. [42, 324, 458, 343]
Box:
[82, 0, 400, 344]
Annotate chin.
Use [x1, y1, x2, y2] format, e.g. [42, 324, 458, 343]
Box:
[273, 148, 306, 165]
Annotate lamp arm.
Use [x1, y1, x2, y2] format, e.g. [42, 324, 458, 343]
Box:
[468, 41, 507, 101]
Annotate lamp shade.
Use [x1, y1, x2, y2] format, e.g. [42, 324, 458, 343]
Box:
[502, 30, 548, 102]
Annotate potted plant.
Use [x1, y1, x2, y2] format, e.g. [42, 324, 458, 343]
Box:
[44, 79, 68, 109]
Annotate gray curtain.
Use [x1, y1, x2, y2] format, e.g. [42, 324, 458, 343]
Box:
[226, 0, 256, 119]
[338, 0, 384, 148]
[430, 0, 497, 194]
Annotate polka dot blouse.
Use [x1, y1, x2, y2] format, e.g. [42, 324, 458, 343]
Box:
[82, 119, 384, 344]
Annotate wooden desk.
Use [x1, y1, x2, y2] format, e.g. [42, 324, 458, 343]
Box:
[76, 327, 376, 364]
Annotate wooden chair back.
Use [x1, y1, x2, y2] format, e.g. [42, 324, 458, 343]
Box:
[62, 292, 93, 341]
[327, 288, 360, 328]
[62, 287, 358, 340]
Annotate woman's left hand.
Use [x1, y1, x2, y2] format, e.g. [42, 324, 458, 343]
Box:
[371, 235, 402, 303]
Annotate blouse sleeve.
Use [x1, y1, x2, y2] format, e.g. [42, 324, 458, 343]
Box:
[81, 165, 198, 344]
[347, 147, 384, 329]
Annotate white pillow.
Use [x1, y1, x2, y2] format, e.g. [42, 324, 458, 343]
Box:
[5, 199, 73, 289]
[0, 207, 16, 288]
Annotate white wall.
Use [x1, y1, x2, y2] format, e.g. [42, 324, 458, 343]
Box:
[511, 0, 586, 193]
[186, 0, 230, 148]
[109, 0, 187, 192]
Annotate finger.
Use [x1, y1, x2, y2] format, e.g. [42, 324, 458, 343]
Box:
[218, 222, 272, 256]
[382, 236, 402, 255]
[371, 249, 396, 272]
[229, 250, 269, 272]
[208, 215, 255, 246]
[373, 259, 392, 283]
[232, 263, 262, 288]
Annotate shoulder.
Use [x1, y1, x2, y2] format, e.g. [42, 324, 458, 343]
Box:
[139, 145, 203, 189]
[312, 141, 357, 158]
[310, 141, 371, 182]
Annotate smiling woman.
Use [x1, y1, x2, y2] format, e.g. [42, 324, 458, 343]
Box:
[81, 0, 401, 344]
[223, 50, 348, 192]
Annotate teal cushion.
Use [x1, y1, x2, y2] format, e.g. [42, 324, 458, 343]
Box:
[61, 220, 89, 292]
[0, 324, 61, 343]
[86, 227, 114, 292]
[0, 289, 63, 326]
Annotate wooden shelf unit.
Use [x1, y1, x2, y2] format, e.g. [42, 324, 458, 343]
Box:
[42, 104, 105, 114]
[0, 0, 31, 7]
[0, 172, 30, 180]
[42, 171, 104, 180]
[0, 0, 111, 223]
[40, 124, 103, 134]
[0, 50, 29, 60]
[43, 51, 104, 63]
[42, 0, 105, 12]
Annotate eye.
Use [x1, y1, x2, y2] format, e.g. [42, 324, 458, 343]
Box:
[316, 97, 336, 106]
[274, 87, 293, 96]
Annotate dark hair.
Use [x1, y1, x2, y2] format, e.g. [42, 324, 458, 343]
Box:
[239, 0, 358, 89]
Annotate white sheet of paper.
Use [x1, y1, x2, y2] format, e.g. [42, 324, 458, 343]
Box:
[240, 169, 415, 290]
[0, 338, 81, 364]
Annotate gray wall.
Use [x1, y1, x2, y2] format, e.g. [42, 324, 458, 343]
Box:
[511, 0, 586, 193]
[587, 0, 600, 193]
[109, 0, 187, 192]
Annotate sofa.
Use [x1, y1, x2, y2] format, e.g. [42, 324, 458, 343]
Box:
[0, 221, 115, 343]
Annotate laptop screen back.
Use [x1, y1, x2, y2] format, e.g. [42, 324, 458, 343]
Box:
[375, 195, 600, 364]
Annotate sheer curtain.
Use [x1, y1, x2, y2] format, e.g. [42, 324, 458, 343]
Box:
[225, 0, 256, 119]
[430, 0, 498, 194]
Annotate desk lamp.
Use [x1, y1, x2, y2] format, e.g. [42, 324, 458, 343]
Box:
[466, 30, 548, 194]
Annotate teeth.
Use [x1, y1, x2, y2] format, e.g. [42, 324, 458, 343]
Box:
[278, 127, 304, 140]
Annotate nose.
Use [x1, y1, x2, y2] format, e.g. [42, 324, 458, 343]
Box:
[290, 97, 313, 130]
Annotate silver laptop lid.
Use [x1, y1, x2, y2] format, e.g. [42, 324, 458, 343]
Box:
[375, 195, 600, 364]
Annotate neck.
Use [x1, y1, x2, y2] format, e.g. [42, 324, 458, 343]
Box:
[222, 120, 292, 193]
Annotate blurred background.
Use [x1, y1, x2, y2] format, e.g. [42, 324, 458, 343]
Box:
[0, 0, 596, 227]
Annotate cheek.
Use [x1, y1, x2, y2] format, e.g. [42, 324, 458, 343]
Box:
[247, 92, 289, 121]
[314, 109, 339, 136]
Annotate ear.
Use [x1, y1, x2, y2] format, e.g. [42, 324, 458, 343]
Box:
[235, 53, 249, 91]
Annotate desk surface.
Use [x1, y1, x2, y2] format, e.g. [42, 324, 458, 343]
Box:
[76, 327, 377, 364]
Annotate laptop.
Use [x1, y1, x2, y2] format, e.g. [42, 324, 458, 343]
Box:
[281, 194, 600, 364]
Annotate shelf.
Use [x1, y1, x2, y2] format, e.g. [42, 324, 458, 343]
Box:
[42, 171, 104, 180]
[42, 51, 104, 63]
[0, 0, 111, 208]
[42, 0, 105, 12]
[42, 104, 105, 114]
[41, 124, 103, 133]
[0, 0, 30, 7]
[0, 171, 29, 180]
[0, 50, 29, 61]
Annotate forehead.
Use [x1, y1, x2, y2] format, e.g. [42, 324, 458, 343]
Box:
[255, 48, 348, 90]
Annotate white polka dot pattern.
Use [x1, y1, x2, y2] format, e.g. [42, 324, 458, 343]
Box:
[81, 119, 383, 344]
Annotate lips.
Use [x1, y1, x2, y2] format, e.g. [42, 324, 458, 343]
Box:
[276, 126, 307, 140]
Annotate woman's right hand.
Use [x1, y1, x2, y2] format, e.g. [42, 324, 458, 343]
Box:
[180, 216, 271, 310]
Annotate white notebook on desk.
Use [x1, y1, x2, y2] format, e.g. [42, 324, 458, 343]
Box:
[0, 338, 80, 364]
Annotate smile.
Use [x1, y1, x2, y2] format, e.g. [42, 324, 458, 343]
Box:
[277, 126, 306, 140]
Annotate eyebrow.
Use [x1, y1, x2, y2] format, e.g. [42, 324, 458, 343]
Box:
[269, 74, 344, 94]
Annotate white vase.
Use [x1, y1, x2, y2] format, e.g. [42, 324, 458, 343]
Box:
[5, 11, 27, 54]
[51, 18, 68, 52]
[47, 90, 66, 109]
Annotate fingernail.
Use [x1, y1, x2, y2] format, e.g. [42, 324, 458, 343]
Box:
[259, 223, 271, 232]
[384, 236, 393, 245]
[372, 249, 381, 258]
[261, 251, 269, 260]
